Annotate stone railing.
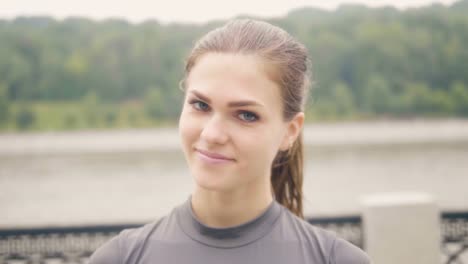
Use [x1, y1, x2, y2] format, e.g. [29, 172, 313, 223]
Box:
[0, 210, 466, 263]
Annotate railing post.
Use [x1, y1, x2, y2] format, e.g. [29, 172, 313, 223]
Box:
[361, 192, 441, 264]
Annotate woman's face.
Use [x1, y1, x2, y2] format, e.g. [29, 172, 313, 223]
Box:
[178, 53, 303, 193]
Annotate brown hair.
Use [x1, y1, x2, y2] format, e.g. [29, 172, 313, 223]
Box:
[180, 19, 311, 219]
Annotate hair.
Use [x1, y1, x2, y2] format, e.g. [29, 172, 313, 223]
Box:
[179, 19, 311, 219]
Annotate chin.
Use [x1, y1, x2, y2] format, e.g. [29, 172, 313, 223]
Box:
[192, 171, 235, 192]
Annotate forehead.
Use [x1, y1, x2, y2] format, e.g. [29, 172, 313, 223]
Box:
[186, 53, 282, 110]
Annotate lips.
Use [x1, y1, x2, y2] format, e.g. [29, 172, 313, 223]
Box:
[195, 148, 234, 161]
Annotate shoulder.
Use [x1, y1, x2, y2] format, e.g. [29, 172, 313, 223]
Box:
[278, 208, 371, 264]
[87, 217, 166, 264]
[330, 237, 371, 264]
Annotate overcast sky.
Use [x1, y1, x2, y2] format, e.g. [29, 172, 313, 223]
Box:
[0, 0, 458, 24]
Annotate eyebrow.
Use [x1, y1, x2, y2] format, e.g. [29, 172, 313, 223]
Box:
[189, 90, 264, 108]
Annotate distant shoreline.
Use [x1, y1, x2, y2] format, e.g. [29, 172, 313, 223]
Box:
[1, 119, 468, 155]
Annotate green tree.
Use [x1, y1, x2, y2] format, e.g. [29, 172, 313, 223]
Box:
[144, 88, 166, 120]
[15, 105, 36, 130]
[331, 82, 356, 118]
[82, 91, 100, 127]
[362, 75, 393, 114]
[450, 81, 468, 116]
[103, 108, 117, 126]
[0, 83, 9, 127]
[1, 3, 468, 125]
[63, 111, 79, 129]
[402, 82, 453, 115]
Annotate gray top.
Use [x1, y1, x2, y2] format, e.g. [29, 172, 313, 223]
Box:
[88, 197, 371, 264]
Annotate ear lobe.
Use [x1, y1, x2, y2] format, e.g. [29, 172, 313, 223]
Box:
[280, 112, 304, 151]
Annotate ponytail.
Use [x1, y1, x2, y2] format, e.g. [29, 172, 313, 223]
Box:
[271, 132, 304, 219]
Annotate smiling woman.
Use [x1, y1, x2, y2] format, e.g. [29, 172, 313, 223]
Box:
[88, 19, 371, 264]
[179, 53, 297, 213]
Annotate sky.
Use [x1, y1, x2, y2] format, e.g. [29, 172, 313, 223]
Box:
[0, 0, 459, 24]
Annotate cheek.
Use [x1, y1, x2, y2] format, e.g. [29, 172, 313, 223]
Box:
[178, 109, 199, 149]
[240, 129, 280, 166]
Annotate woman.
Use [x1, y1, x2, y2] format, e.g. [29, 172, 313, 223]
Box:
[88, 19, 371, 264]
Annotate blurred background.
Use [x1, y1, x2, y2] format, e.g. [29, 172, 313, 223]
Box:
[0, 0, 467, 263]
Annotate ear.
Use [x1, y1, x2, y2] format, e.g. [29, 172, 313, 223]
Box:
[279, 112, 305, 151]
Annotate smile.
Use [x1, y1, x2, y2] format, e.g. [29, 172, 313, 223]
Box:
[195, 149, 234, 165]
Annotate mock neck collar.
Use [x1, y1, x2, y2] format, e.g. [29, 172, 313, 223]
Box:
[177, 195, 282, 248]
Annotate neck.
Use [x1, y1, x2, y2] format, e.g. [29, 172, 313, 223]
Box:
[191, 181, 273, 228]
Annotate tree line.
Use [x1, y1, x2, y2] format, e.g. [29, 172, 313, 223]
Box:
[1, 0, 468, 131]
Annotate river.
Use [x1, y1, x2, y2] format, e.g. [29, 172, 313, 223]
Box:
[1, 119, 467, 228]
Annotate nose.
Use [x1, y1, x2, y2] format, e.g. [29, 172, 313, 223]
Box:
[200, 114, 229, 146]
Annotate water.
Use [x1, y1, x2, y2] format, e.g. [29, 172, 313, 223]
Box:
[1, 120, 468, 228]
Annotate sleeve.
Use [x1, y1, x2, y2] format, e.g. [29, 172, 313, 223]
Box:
[87, 233, 122, 264]
[330, 238, 372, 264]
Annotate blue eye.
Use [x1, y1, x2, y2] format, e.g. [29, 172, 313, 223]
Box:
[189, 100, 209, 111]
[188, 99, 259, 123]
[238, 111, 258, 122]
